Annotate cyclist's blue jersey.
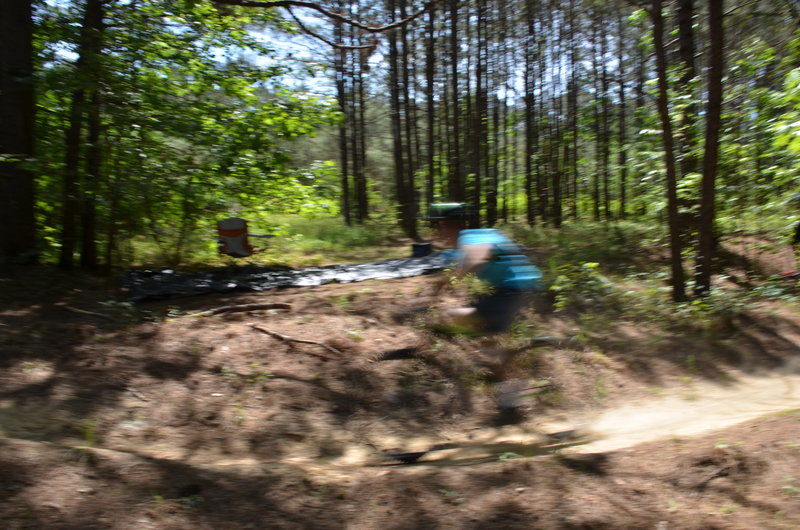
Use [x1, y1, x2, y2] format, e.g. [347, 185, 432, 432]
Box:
[455, 229, 541, 292]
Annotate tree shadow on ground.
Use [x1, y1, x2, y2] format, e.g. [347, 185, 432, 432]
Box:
[581, 308, 800, 387]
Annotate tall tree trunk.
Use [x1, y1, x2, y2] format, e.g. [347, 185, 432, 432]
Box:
[650, 0, 687, 302]
[567, 0, 579, 220]
[473, 0, 487, 227]
[487, 95, 499, 227]
[695, 0, 724, 295]
[550, 9, 563, 228]
[535, 25, 547, 225]
[633, 38, 648, 216]
[0, 0, 37, 271]
[591, 23, 602, 222]
[333, 20, 351, 226]
[523, 0, 537, 225]
[447, 0, 464, 202]
[484, 2, 500, 227]
[355, 42, 369, 221]
[598, 16, 612, 222]
[617, 12, 628, 220]
[60, 0, 105, 270]
[424, 4, 436, 207]
[676, 0, 699, 247]
[399, 0, 419, 238]
[80, 89, 101, 271]
[60, 90, 85, 269]
[388, 0, 416, 238]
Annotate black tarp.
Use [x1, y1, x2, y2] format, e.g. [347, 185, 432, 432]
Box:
[123, 253, 451, 302]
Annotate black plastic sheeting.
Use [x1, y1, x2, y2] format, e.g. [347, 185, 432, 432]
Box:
[123, 253, 452, 302]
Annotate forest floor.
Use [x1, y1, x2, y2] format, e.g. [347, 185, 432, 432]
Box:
[1, 244, 800, 529]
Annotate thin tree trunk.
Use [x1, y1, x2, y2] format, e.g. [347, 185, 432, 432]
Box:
[695, 0, 724, 296]
[388, 0, 415, 238]
[399, 0, 419, 238]
[356, 44, 369, 221]
[60, 0, 105, 270]
[80, 89, 101, 271]
[676, 0, 699, 246]
[650, 0, 687, 302]
[333, 15, 351, 225]
[473, 0, 487, 227]
[60, 89, 86, 270]
[599, 16, 612, 222]
[425, 4, 436, 207]
[567, 0, 579, 220]
[448, 0, 463, 202]
[617, 11, 628, 220]
[591, 23, 602, 222]
[524, 0, 537, 225]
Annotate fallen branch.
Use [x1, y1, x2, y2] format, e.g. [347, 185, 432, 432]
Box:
[64, 305, 118, 322]
[127, 388, 150, 402]
[189, 302, 292, 317]
[694, 465, 732, 491]
[250, 323, 341, 356]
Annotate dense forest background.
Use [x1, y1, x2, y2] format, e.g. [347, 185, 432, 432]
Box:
[1, 0, 800, 300]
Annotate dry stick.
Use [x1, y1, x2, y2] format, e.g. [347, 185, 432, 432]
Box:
[694, 465, 733, 492]
[188, 303, 292, 317]
[127, 388, 150, 402]
[250, 323, 342, 356]
[64, 305, 118, 322]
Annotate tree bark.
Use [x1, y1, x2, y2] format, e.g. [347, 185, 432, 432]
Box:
[424, 4, 436, 208]
[676, 0, 699, 247]
[695, 0, 724, 296]
[447, 0, 464, 202]
[80, 89, 102, 271]
[399, 0, 419, 236]
[0, 0, 37, 271]
[617, 11, 628, 220]
[523, 0, 539, 225]
[333, 15, 351, 225]
[650, 0, 687, 302]
[59, 0, 105, 270]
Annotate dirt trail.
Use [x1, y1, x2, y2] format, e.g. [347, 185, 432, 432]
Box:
[71, 365, 800, 475]
[572, 365, 800, 454]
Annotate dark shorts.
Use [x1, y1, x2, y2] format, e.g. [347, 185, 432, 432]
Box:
[472, 288, 530, 333]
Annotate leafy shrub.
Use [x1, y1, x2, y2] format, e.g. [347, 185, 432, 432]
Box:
[550, 262, 624, 312]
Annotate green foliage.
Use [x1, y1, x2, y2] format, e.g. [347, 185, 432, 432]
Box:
[33, 0, 340, 267]
[550, 262, 624, 313]
[126, 214, 408, 268]
[25, 1, 800, 271]
[676, 286, 755, 321]
[79, 419, 97, 447]
[509, 223, 662, 275]
[751, 277, 800, 303]
[438, 488, 466, 504]
[779, 474, 800, 499]
[247, 215, 406, 266]
[449, 273, 494, 297]
[774, 68, 800, 154]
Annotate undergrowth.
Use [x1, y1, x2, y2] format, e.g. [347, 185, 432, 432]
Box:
[498, 222, 799, 347]
[129, 215, 409, 268]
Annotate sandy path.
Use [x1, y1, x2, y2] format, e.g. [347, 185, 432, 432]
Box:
[572, 364, 800, 453]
